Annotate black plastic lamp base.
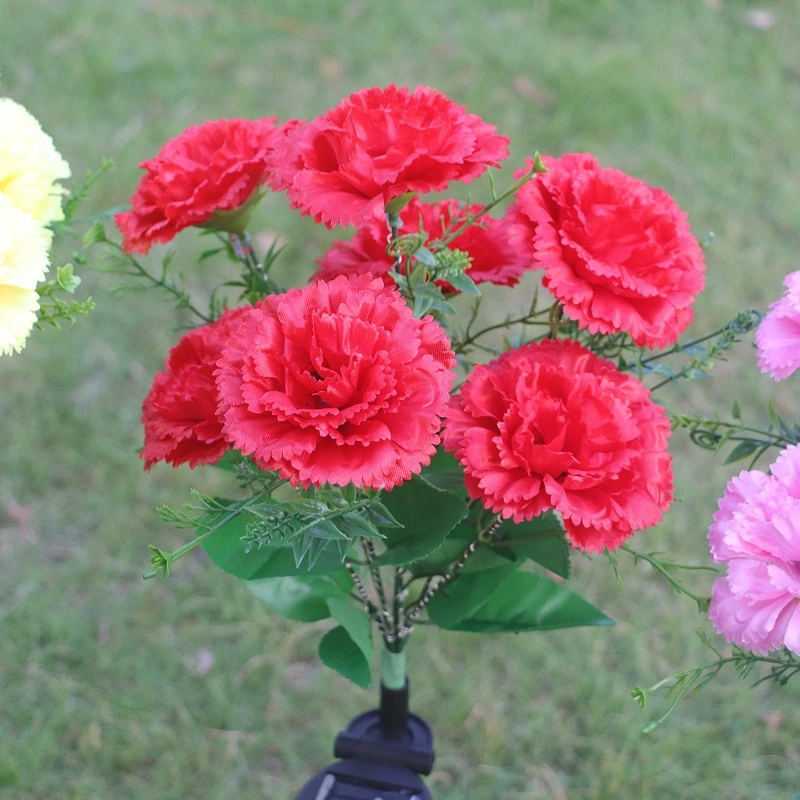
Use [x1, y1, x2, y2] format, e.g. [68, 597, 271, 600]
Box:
[295, 681, 434, 800]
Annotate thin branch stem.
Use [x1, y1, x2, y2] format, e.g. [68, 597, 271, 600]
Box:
[437, 166, 537, 247]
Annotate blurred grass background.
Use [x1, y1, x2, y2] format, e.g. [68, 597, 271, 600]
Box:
[2, 0, 800, 797]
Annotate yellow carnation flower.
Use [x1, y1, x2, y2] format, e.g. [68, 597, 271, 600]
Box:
[0, 284, 41, 356]
[0, 193, 50, 355]
[0, 97, 71, 226]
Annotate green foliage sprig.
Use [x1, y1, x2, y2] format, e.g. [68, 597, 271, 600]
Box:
[633, 633, 800, 733]
[35, 264, 95, 329]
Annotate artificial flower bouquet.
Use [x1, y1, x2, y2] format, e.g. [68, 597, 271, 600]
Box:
[89, 83, 788, 743]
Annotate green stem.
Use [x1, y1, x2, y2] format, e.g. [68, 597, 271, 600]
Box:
[621, 544, 715, 612]
[438, 164, 539, 247]
[454, 304, 551, 354]
[381, 643, 407, 690]
[106, 241, 210, 323]
[229, 232, 280, 296]
[143, 492, 266, 579]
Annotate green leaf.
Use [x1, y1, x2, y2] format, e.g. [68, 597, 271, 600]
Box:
[371, 476, 469, 566]
[731, 399, 742, 421]
[491, 513, 571, 579]
[427, 569, 613, 633]
[446, 270, 480, 296]
[341, 483, 357, 505]
[245, 574, 350, 622]
[292, 532, 339, 568]
[767, 397, 780, 427]
[724, 440, 761, 465]
[420, 448, 467, 494]
[414, 246, 437, 268]
[207, 450, 238, 473]
[327, 597, 373, 660]
[203, 514, 344, 578]
[318, 624, 372, 689]
[338, 511, 381, 539]
[409, 523, 521, 577]
[305, 518, 350, 540]
[363, 502, 403, 528]
[199, 247, 226, 262]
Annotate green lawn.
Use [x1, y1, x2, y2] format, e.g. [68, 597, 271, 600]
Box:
[3, 1, 800, 797]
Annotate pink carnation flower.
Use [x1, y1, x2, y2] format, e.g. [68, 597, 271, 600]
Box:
[708, 444, 800, 655]
[755, 270, 800, 380]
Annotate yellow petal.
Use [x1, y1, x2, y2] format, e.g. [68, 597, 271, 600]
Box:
[0, 98, 71, 225]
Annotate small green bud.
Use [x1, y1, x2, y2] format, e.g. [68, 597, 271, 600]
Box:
[385, 192, 417, 215]
[532, 152, 548, 173]
[83, 220, 107, 246]
[143, 545, 171, 580]
[199, 190, 264, 236]
[56, 264, 81, 293]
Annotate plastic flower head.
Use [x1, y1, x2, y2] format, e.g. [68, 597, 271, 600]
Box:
[313, 197, 528, 289]
[755, 270, 800, 380]
[269, 84, 509, 228]
[443, 338, 673, 552]
[506, 153, 706, 349]
[0, 97, 71, 227]
[215, 274, 455, 489]
[708, 444, 800, 656]
[115, 117, 299, 254]
[0, 193, 51, 355]
[141, 306, 251, 469]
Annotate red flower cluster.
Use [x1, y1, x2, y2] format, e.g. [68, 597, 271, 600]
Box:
[215, 275, 455, 489]
[507, 153, 706, 348]
[116, 117, 298, 254]
[141, 306, 250, 469]
[314, 197, 527, 289]
[443, 339, 673, 552]
[269, 85, 509, 228]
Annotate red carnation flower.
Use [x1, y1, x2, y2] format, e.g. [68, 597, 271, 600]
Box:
[313, 197, 527, 289]
[215, 275, 455, 489]
[141, 306, 250, 469]
[269, 84, 509, 228]
[506, 153, 706, 348]
[116, 117, 299, 254]
[443, 339, 673, 552]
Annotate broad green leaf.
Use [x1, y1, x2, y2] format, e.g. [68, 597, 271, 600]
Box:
[425, 569, 511, 627]
[371, 476, 469, 566]
[319, 626, 372, 688]
[409, 523, 521, 577]
[427, 569, 613, 633]
[408, 512, 569, 579]
[491, 514, 571, 579]
[326, 597, 373, 663]
[420, 448, 467, 495]
[245, 574, 350, 622]
[203, 514, 344, 578]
